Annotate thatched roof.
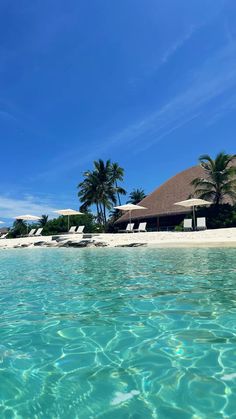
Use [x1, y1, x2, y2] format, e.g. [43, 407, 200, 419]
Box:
[116, 165, 205, 223]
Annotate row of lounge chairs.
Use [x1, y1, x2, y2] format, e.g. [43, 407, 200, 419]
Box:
[0, 220, 207, 239]
[184, 217, 206, 231]
[118, 218, 207, 233]
[28, 226, 85, 237]
[27, 228, 43, 237]
[68, 225, 85, 234]
[0, 225, 85, 240]
[118, 222, 147, 233]
[0, 228, 43, 239]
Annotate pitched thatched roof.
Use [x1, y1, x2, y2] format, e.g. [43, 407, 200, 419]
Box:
[116, 158, 236, 224]
[116, 165, 206, 223]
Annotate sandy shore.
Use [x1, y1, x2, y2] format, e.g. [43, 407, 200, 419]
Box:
[0, 228, 236, 249]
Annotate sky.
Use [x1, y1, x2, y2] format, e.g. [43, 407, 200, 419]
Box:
[0, 0, 236, 224]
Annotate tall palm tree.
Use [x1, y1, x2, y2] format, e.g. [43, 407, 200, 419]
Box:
[191, 152, 236, 205]
[78, 170, 103, 223]
[78, 159, 125, 226]
[128, 188, 146, 204]
[92, 159, 117, 224]
[110, 162, 126, 205]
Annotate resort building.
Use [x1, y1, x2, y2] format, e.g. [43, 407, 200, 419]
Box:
[116, 165, 210, 231]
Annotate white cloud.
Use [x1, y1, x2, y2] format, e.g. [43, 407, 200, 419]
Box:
[0, 195, 57, 220]
[161, 25, 197, 64]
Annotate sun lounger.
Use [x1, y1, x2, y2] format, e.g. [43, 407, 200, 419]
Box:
[76, 225, 85, 234]
[196, 217, 206, 231]
[134, 222, 147, 232]
[118, 223, 134, 233]
[183, 219, 192, 231]
[0, 233, 8, 239]
[34, 228, 43, 236]
[28, 228, 36, 237]
[68, 226, 77, 234]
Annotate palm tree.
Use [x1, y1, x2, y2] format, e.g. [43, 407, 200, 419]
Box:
[78, 159, 125, 226]
[39, 214, 48, 227]
[78, 170, 103, 223]
[110, 162, 126, 205]
[128, 188, 146, 204]
[91, 159, 117, 224]
[191, 152, 236, 205]
[11, 219, 27, 237]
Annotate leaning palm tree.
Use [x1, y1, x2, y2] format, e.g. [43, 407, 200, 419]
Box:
[78, 170, 103, 223]
[191, 152, 236, 205]
[128, 188, 146, 205]
[110, 162, 126, 205]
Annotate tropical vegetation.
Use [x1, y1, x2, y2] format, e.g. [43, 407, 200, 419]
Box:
[8, 152, 236, 237]
[191, 152, 236, 205]
[77, 159, 126, 226]
[127, 188, 146, 204]
[8, 219, 28, 238]
[8, 213, 99, 238]
[39, 214, 49, 227]
[196, 203, 236, 229]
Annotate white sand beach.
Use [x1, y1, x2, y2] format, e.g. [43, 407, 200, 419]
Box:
[0, 227, 236, 249]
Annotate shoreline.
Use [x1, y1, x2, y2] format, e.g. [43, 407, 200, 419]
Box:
[0, 227, 236, 249]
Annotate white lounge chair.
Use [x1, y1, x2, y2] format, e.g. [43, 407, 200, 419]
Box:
[34, 228, 43, 236]
[0, 233, 8, 239]
[197, 217, 206, 231]
[183, 219, 192, 231]
[118, 223, 134, 233]
[28, 228, 36, 237]
[134, 222, 147, 232]
[68, 226, 77, 234]
[76, 225, 85, 234]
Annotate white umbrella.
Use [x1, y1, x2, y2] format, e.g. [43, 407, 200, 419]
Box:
[15, 214, 41, 233]
[0, 221, 4, 224]
[114, 203, 147, 227]
[54, 209, 83, 231]
[174, 198, 212, 230]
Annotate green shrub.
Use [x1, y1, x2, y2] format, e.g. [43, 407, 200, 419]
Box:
[196, 204, 236, 229]
[42, 213, 97, 235]
[175, 223, 183, 232]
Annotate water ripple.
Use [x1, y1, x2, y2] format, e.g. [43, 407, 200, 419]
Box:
[0, 247, 236, 418]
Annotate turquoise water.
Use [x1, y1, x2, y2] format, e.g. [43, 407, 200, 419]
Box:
[0, 248, 236, 418]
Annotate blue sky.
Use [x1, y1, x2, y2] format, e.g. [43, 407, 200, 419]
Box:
[0, 0, 236, 223]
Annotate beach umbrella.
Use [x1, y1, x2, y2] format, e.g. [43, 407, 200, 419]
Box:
[174, 198, 212, 230]
[114, 203, 147, 227]
[54, 209, 83, 231]
[15, 214, 41, 233]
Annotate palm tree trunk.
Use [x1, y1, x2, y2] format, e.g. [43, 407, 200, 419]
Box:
[116, 181, 121, 205]
[103, 203, 107, 226]
[98, 203, 103, 224]
[96, 202, 100, 222]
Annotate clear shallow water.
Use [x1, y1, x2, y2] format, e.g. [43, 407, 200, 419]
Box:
[0, 248, 236, 418]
